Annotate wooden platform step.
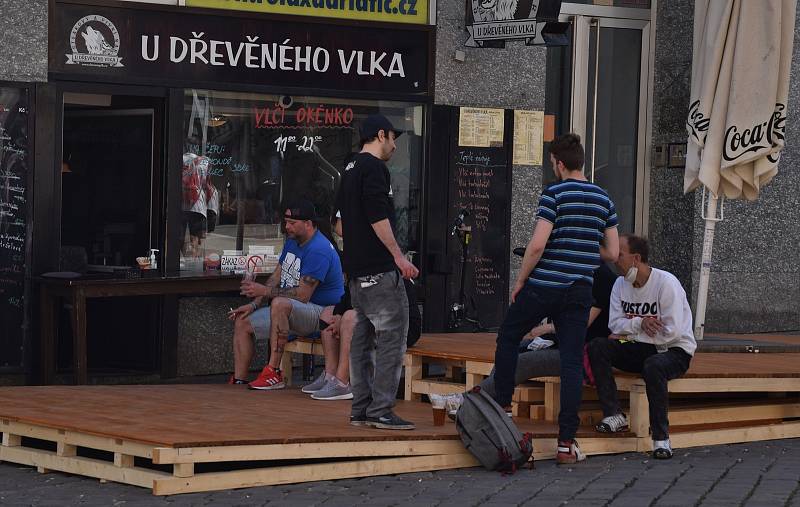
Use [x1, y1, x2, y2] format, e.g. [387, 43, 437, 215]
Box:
[2, 385, 799, 495]
[0, 385, 637, 495]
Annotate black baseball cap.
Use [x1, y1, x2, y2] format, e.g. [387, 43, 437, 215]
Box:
[284, 199, 318, 222]
[360, 114, 403, 141]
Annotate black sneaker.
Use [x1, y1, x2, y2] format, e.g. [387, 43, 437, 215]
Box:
[367, 412, 416, 430]
[350, 414, 368, 426]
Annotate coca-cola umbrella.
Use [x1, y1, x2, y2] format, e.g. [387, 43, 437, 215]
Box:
[684, 0, 796, 339]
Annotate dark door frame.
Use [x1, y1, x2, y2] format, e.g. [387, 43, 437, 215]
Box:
[32, 81, 171, 381]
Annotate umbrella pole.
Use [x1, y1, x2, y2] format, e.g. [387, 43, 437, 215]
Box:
[694, 189, 724, 341]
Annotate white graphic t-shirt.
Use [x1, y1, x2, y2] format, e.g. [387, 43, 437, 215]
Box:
[608, 268, 697, 356]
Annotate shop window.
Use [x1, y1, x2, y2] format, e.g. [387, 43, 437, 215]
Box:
[179, 90, 424, 271]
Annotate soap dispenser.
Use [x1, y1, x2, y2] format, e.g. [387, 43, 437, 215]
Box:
[149, 249, 159, 270]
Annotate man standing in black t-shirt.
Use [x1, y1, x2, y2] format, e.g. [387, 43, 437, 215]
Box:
[334, 114, 419, 430]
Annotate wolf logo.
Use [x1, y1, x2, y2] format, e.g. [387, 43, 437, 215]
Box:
[66, 15, 124, 67]
[82, 26, 115, 55]
[472, 0, 519, 21]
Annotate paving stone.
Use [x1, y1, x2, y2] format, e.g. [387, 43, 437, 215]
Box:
[520, 498, 568, 507]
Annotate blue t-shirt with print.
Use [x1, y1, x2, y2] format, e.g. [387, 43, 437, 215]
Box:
[278, 230, 344, 307]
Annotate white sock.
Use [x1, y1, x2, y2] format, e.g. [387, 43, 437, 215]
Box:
[334, 377, 349, 388]
[324, 371, 335, 381]
[653, 439, 671, 450]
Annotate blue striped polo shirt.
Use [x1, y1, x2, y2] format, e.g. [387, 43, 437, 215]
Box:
[530, 179, 618, 288]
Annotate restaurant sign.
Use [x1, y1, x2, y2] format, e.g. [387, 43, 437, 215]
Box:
[185, 0, 430, 25]
[50, 3, 430, 95]
[465, 0, 564, 48]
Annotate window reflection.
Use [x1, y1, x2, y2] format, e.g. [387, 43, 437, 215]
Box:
[180, 90, 423, 271]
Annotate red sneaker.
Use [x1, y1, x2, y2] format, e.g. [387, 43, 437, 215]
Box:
[227, 374, 248, 385]
[556, 439, 586, 465]
[248, 366, 284, 390]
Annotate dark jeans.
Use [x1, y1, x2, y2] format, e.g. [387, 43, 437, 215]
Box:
[349, 270, 409, 420]
[480, 349, 561, 399]
[588, 338, 692, 441]
[493, 281, 592, 441]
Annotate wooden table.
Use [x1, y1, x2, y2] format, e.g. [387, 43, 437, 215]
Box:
[37, 272, 253, 385]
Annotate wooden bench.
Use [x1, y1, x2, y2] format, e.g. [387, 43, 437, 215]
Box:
[537, 352, 800, 442]
[405, 333, 800, 435]
[279, 337, 324, 386]
[403, 334, 545, 416]
[403, 333, 495, 401]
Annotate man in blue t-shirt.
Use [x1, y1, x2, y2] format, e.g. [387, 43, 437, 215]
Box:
[227, 199, 344, 390]
[492, 133, 619, 465]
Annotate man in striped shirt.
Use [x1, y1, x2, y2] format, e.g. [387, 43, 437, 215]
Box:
[492, 133, 619, 465]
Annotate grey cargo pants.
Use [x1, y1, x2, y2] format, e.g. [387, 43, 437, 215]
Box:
[349, 270, 409, 419]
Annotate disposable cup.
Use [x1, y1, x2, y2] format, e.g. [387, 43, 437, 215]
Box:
[242, 269, 256, 282]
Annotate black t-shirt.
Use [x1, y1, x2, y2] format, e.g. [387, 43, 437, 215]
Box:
[586, 263, 618, 342]
[334, 152, 396, 277]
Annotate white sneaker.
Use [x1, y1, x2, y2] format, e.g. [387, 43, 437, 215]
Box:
[653, 439, 673, 459]
[596, 413, 629, 433]
[556, 439, 587, 465]
[527, 336, 555, 351]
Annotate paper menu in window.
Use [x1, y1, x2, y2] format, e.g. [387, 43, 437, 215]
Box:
[458, 107, 504, 147]
[513, 110, 544, 166]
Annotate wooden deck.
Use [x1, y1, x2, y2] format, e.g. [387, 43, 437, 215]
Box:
[4, 334, 800, 495]
[0, 385, 635, 495]
[708, 332, 800, 345]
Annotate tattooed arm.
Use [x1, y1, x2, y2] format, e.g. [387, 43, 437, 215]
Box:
[240, 265, 282, 307]
[264, 275, 320, 304]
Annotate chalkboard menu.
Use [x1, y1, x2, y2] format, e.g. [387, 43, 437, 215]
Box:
[0, 86, 29, 368]
[445, 111, 512, 329]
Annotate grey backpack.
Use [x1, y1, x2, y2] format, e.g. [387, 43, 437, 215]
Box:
[455, 386, 534, 473]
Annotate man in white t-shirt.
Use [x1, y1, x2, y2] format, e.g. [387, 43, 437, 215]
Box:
[587, 234, 697, 460]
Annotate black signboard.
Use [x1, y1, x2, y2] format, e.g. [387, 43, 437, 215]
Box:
[0, 86, 29, 369]
[464, 0, 566, 48]
[50, 2, 431, 96]
[444, 110, 512, 329]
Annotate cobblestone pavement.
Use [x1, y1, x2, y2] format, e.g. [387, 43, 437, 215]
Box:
[1, 439, 800, 506]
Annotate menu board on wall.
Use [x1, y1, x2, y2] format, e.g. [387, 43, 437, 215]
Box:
[457, 107, 504, 148]
[0, 86, 29, 368]
[513, 109, 544, 165]
[446, 109, 511, 329]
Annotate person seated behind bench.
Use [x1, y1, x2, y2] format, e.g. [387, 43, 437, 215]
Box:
[588, 234, 697, 460]
[477, 263, 618, 400]
[302, 277, 422, 400]
[227, 199, 344, 390]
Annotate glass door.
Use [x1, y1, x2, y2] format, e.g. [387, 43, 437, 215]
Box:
[569, 15, 651, 234]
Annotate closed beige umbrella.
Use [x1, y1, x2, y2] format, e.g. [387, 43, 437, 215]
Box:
[685, 0, 796, 338]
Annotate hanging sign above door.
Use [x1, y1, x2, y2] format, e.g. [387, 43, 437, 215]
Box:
[465, 0, 567, 48]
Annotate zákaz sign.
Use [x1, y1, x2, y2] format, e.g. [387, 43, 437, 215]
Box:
[186, 0, 429, 25]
